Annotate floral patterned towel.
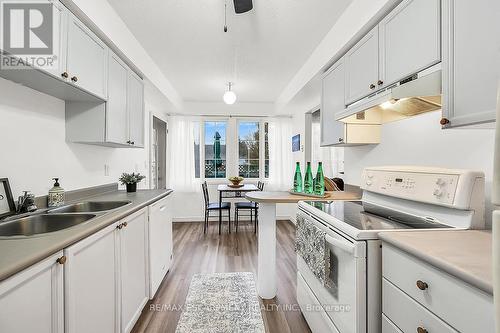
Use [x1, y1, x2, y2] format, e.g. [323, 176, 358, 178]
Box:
[295, 214, 331, 288]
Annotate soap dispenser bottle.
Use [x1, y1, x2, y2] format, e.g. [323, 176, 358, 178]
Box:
[48, 178, 65, 207]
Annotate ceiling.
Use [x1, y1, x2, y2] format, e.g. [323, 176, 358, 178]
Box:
[107, 0, 352, 103]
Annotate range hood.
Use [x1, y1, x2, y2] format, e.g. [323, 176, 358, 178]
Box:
[336, 64, 442, 124]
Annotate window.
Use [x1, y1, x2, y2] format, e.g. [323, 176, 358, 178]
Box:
[192, 118, 269, 180]
[204, 121, 227, 178]
[238, 122, 260, 178]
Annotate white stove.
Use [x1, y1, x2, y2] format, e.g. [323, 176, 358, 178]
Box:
[296, 166, 485, 333]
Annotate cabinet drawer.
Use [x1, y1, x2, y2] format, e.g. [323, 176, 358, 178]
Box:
[382, 314, 402, 333]
[382, 244, 494, 333]
[297, 272, 339, 333]
[383, 278, 456, 333]
[149, 196, 170, 214]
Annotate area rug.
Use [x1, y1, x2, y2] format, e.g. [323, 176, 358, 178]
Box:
[175, 272, 265, 333]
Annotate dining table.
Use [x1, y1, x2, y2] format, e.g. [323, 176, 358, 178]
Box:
[217, 184, 259, 234]
[245, 190, 361, 299]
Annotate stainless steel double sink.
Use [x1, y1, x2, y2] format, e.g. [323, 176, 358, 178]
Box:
[0, 201, 131, 238]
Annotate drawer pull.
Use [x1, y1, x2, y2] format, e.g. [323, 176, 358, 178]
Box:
[416, 280, 428, 290]
[417, 327, 428, 333]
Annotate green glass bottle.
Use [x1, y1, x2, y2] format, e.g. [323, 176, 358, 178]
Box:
[293, 162, 303, 192]
[314, 162, 325, 196]
[304, 162, 314, 194]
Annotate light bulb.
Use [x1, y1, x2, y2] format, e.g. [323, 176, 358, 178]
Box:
[223, 82, 237, 104]
[223, 90, 237, 104]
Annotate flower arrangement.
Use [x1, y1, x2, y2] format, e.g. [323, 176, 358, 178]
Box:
[119, 172, 146, 192]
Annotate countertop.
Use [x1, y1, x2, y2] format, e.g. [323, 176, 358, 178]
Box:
[0, 189, 172, 282]
[379, 230, 492, 295]
[245, 191, 360, 203]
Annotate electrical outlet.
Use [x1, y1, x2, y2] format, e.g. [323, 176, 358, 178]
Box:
[104, 164, 110, 176]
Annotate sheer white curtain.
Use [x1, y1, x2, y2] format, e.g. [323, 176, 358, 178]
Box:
[167, 116, 199, 192]
[268, 117, 293, 191]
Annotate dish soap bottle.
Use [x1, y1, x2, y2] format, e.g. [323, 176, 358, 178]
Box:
[314, 162, 325, 196]
[48, 178, 65, 207]
[293, 162, 303, 192]
[304, 162, 314, 194]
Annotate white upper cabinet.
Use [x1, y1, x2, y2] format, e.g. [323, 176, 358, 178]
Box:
[345, 26, 380, 104]
[66, 13, 108, 99]
[441, 0, 500, 128]
[127, 71, 145, 148]
[107, 52, 129, 145]
[379, 0, 441, 87]
[120, 209, 149, 333]
[0, 251, 64, 333]
[64, 222, 119, 333]
[41, 0, 68, 79]
[321, 59, 346, 146]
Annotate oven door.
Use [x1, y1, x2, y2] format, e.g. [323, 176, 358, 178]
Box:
[297, 211, 367, 333]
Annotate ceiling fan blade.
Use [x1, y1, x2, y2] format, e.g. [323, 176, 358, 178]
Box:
[233, 0, 253, 14]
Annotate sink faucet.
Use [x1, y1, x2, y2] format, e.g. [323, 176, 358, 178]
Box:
[17, 191, 37, 214]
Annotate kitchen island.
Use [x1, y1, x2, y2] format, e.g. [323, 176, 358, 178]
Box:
[245, 190, 360, 299]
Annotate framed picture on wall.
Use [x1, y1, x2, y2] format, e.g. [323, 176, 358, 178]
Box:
[0, 178, 16, 219]
[292, 134, 300, 152]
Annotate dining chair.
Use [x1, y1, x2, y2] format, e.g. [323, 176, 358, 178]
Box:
[202, 181, 231, 234]
[234, 181, 264, 233]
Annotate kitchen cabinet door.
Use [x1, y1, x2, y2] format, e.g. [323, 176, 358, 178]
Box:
[0, 251, 64, 333]
[441, 0, 500, 128]
[64, 222, 120, 333]
[321, 59, 346, 146]
[379, 0, 441, 87]
[120, 208, 149, 333]
[67, 13, 108, 99]
[345, 26, 379, 104]
[127, 71, 145, 147]
[107, 51, 129, 145]
[148, 195, 173, 298]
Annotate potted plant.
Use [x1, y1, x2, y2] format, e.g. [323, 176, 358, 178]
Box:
[119, 172, 146, 193]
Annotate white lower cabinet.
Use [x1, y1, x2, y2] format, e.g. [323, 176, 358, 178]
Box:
[148, 195, 173, 297]
[0, 197, 173, 333]
[382, 243, 494, 333]
[65, 207, 150, 333]
[64, 222, 120, 333]
[120, 209, 149, 333]
[0, 251, 64, 333]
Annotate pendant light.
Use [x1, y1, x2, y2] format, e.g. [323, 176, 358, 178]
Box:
[223, 82, 237, 105]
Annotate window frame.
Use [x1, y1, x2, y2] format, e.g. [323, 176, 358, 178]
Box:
[194, 117, 269, 183]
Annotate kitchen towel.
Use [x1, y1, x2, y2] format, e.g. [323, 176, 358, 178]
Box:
[295, 214, 332, 288]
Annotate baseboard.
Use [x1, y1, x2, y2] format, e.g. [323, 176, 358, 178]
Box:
[173, 215, 293, 223]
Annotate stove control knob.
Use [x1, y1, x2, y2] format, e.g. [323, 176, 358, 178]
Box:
[366, 180, 373, 186]
[433, 188, 443, 197]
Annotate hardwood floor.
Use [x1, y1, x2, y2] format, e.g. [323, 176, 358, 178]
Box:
[132, 220, 312, 333]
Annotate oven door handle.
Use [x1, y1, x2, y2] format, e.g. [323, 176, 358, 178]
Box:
[325, 234, 356, 255]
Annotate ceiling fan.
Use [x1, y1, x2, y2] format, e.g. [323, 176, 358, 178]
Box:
[233, 0, 253, 14]
[224, 0, 253, 32]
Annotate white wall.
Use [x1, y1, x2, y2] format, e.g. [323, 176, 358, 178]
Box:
[0, 77, 153, 198]
[343, 111, 496, 227]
